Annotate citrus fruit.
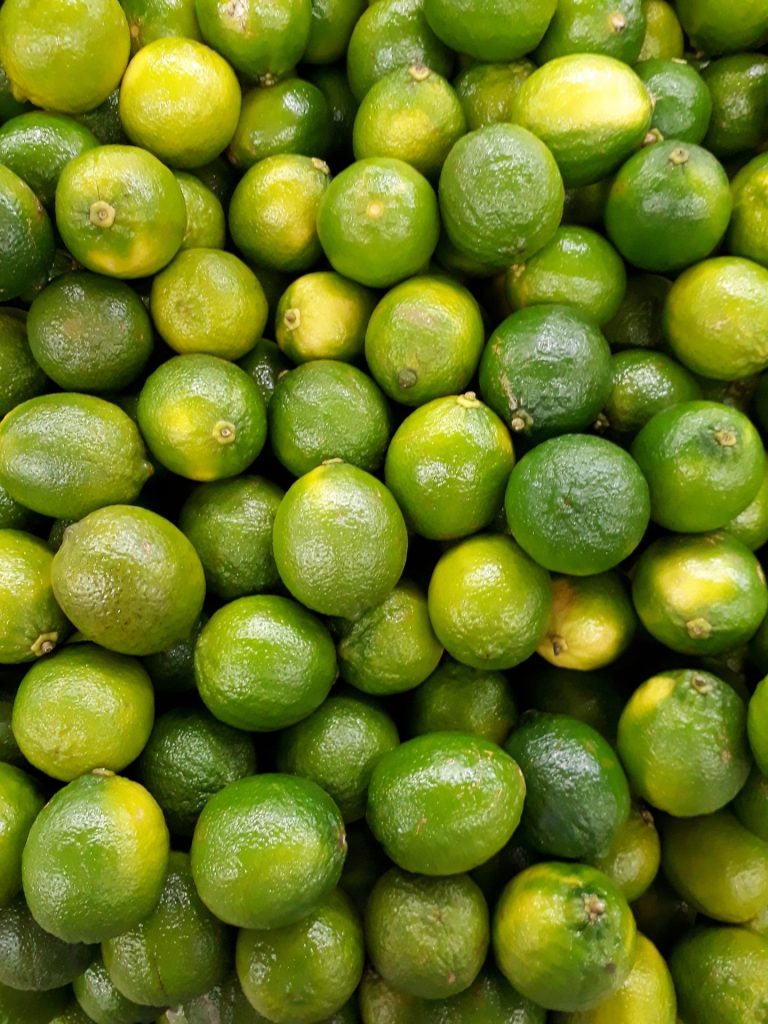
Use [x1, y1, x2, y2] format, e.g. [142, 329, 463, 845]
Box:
[273, 461, 408, 619]
[0, 982, 69, 1024]
[334, 581, 443, 696]
[638, 0, 684, 58]
[671, 926, 768, 1024]
[190, 773, 346, 929]
[605, 142, 731, 272]
[631, 532, 768, 656]
[635, 58, 712, 144]
[73, 88, 126, 145]
[618, 668, 751, 816]
[0, 896, 92, 991]
[367, 732, 526, 875]
[479, 305, 612, 441]
[137, 354, 267, 480]
[522, 665, 625, 745]
[227, 78, 331, 168]
[55, 144, 186, 279]
[0, 164, 54, 301]
[340, 823, 390, 914]
[27, 271, 153, 392]
[120, 0, 201, 53]
[51, 505, 206, 656]
[190, 155, 237, 205]
[561, 178, 612, 228]
[317, 157, 439, 287]
[307, 63, 359, 158]
[734, 767, 768, 842]
[174, 171, 226, 250]
[453, 60, 534, 131]
[277, 693, 399, 822]
[505, 434, 650, 575]
[0, 763, 43, 906]
[630, 876, 696, 953]
[183, 972, 265, 1024]
[493, 862, 637, 1012]
[151, 249, 267, 360]
[702, 54, 768, 159]
[603, 349, 702, 434]
[0, 112, 98, 209]
[676, 0, 768, 54]
[438, 124, 564, 269]
[364, 275, 485, 406]
[229, 155, 330, 273]
[0, 531, 70, 665]
[239, 338, 290, 404]
[410, 659, 518, 746]
[749, 676, 768, 777]
[505, 226, 626, 326]
[139, 706, 256, 837]
[73, 957, 162, 1024]
[0, 312, 47, 418]
[12, 643, 154, 782]
[180, 476, 283, 600]
[22, 771, 169, 943]
[536, 0, 646, 63]
[603, 273, 670, 350]
[195, 0, 311, 80]
[51, 1004, 94, 1023]
[424, 0, 555, 61]
[275, 272, 374, 365]
[0, 0, 130, 114]
[194, 594, 337, 732]
[142, 612, 205, 695]
[236, 891, 363, 1024]
[304, 0, 366, 64]
[0, 57, 30, 122]
[589, 804, 661, 904]
[728, 153, 768, 268]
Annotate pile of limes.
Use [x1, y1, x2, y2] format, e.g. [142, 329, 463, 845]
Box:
[1, 0, 768, 1021]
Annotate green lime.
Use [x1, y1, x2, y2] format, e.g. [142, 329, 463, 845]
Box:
[73, 957, 161, 1024]
[0, 312, 47, 418]
[334, 581, 443, 696]
[190, 155, 237, 206]
[238, 338, 291, 404]
[0, 982, 69, 1024]
[277, 693, 399, 822]
[631, 532, 768, 655]
[0, 0, 129, 114]
[273, 461, 408, 619]
[728, 153, 768, 268]
[180, 476, 283, 600]
[635, 58, 712, 144]
[368, 732, 525, 875]
[410, 659, 518, 746]
[227, 79, 331, 169]
[275, 272, 375, 364]
[0, 112, 98, 208]
[306, 64, 359, 158]
[603, 273, 670, 350]
[137, 355, 267, 481]
[28, 271, 153, 392]
[561, 178, 612, 228]
[749, 676, 768, 776]
[195, 594, 336, 731]
[0, 56, 30, 122]
[428, 534, 551, 671]
[174, 172, 226, 250]
[605, 141, 731, 272]
[317, 157, 439, 288]
[676, 0, 768, 54]
[142, 613, 206, 695]
[0, 531, 70, 665]
[521, 665, 625, 745]
[505, 434, 650, 575]
[0, 688, 23, 763]
[270, 359, 391, 476]
[55, 144, 186, 279]
[190, 773, 346, 929]
[12, 643, 154, 782]
[0, 763, 43, 906]
[364, 275, 485, 406]
[52, 505, 205, 656]
[424, 0, 555, 61]
[453, 61, 534, 131]
[73, 88, 126, 145]
[493, 862, 636, 1013]
[617, 668, 751, 816]
[229, 155, 330, 273]
[358, 969, 421, 1024]
[195, 0, 311, 79]
[638, 0, 684, 58]
[671, 926, 768, 1024]
[121, 0, 201, 53]
[22, 771, 169, 943]
[535, 0, 646, 63]
[438, 124, 564, 269]
[52, 1004, 100, 1024]
[702, 54, 768, 159]
[734, 767, 768, 842]
[589, 804, 661, 904]
[340, 822, 390, 914]
[236, 891, 363, 1024]
[0, 164, 54, 301]
[305, 0, 366, 64]
[433, 228, 499, 279]
[183, 972, 265, 1024]
[0, 896, 92, 991]
[603, 349, 702, 433]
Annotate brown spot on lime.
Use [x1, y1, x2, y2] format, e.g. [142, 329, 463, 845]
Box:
[30, 632, 58, 657]
[686, 618, 712, 640]
[640, 806, 654, 826]
[605, 961, 617, 975]
[714, 427, 737, 447]
[284, 308, 300, 330]
[550, 634, 567, 657]
[213, 420, 237, 445]
[89, 200, 115, 228]
[397, 368, 417, 389]
[129, 20, 140, 38]
[446, 972, 456, 985]
[583, 894, 607, 923]
[409, 62, 431, 82]
[691, 673, 713, 694]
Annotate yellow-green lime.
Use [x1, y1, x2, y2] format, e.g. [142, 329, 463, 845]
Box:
[635, 58, 713, 144]
[728, 153, 768, 268]
[670, 926, 768, 1024]
[120, 0, 201, 53]
[638, 0, 684, 59]
[195, 0, 311, 80]
[275, 272, 375, 364]
[73, 956, 162, 1024]
[0, 763, 43, 906]
[0, 312, 47, 417]
[589, 805, 661, 904]
[0, 164, 54, 301]
[603, 349, 702, 434]
[0, 112, 99, 208]
[174, 172, 226, 250]
[410, 659, 517, 746]
[536, 0, 646, 63]
[0, 896, 93, 991]
[423, 0, 555, 61]
[0, 530, 70, 665]
[453, 60, 534, 131]
[227, 78, 332, 169]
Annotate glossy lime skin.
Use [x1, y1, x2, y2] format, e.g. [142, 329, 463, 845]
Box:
[275, 272, 374, 365]
[635, 59, 712, 144]
[589, 805, 661, 904]
[734, 767, 768, 843]
[73, 957, 162, 1024]
[0, 530, 71, 665]
[605, 142, 731, 273]
[239, 338, 290, 404]
[671, 927, 768, 1024]
[183, 971, 266, 1024]
[195, 0, 311, 78]
[305, 0, 366, 63]
[120, 0, 201, 53]
[603, 349, 702, 434]
[0, 762, 43, 907]
[428, 534, 552, 671]
[537, 0, 645, 63]
[0, 113, 98, 208]
[480, 305, 612, 442]
[749, 676, 768, 777]
[424, 0, 555, 61]
[367, 732, 526, 875]
[190, 774, 346, 930]
[728, 153, 768, 268]
[0, 482, 35, 531]
[194, 595, 337, 732]
[0, 901, 92, 998]
[307, 64, 358, 158]
[410, 659, 518, 746]
[0, 164, 54, 301]
[439, 124, 564, 270]
[227, 79, 332, 169]
[617, 669, 751, 817]
[603, 273, 670, 350]
[522, 665, 625, 745]
[505, 435, 650, 576]
[702, 54, 768, 159]
[453, 61, 534, 131]
[142, 613, 205, 696]
[0, 312, 47, 418]
[0, 982, 69, 1024]
[506, 712, 630, 860]
[175, 172, 226, 250]
[676, 0, 768, 54]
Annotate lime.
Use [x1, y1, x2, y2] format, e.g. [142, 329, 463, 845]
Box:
[0, 763, 43, 906]
[505, 434, 650, 575]
[631, 532, 768, 656]
[493, 862, 636, 1012]
[605, 142, 731, 272]
[638, 0, 684, 58]
[521, 665, 625, 745]
[617, 668, 751, 816]
[0, 312, 47, 418]
[51, 505, 205, 656]
[73, 957, 162, 1024]
[139, 707, 255, 837]
[174, 172, 226, 250]
[734, 767, 768, 842]
[0, 56, 30, 122]
[306, 64, 359, 158]
[195, 0, 311, 80]
[364, 275, 485, 406]
[0, 164, 54, 301]
[0, 0, 129, 114]
[236, 891, 363, 1024]
[28, 271, 153, 392]
[0, 983, 69, 1024]
[12, 643, 154, 782]
[630, 876, 696, 953]
[0, 531, 70, 665]
[229, 155, 330, 273]
[536, 0, 646, 63]
[137, 355, 267, 481]
[183, 972, 265, 1024]
[275, 272, 375, 364]
[749, 676, 768, 777]
[438, 124, 564, 269]
[0, 690, 22, 763]
[194, 594, 337, 731]
[0, 112, 98, 208]
[270, 360, 391, 476]
[142, 613, 205, 695]
[334, 581, 443, 696]
[180, 476, 283, 600]
[635, 58, 712, 144]
[603, 349, 702, 433]
[73, 88, 126, 145]
[317, 157, 439, 288]
[340, 823, 390, 914]
[52, 1004, 98, 1023]
[589, 804, 661, 904]
[728, 153, 768, 268]
[603, 273, 670, 350]
[0, 896, 92, 991]
[424, 0, 555, 61]
[671, 926, 768, 1024]
[121, 0, 201, 52]
[561, 178, 612, 228]
[305, 0, 366, 64]
[273, 461, 408, 619]
[277, 693, 399, 822]
[190, 155, 237, 206]
[367, 732, 526, 875]
[410, 659, 518, 746]
[676, 0, 768, 54]
[55, 144, 186, 279]
[702, 54, 768, 159]
[22, 771, 169, 943]
[190, 773, 346, 929]
[239, 338, 290, 405]
[453, 61, 534, 131]
[227, 78, 331, 169]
